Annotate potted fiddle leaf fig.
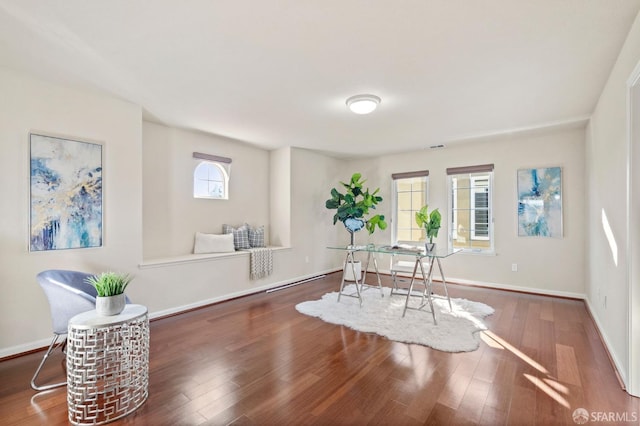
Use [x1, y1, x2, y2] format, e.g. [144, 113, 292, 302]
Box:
[325, 173, 387, 246]
[415, 205, 441, 252]
[85, 272, 133, 316]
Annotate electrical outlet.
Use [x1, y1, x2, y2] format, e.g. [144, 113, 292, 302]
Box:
[305, 256, 309, 263]
[511, 263, 518, 272]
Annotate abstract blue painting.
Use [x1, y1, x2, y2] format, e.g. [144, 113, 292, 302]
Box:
[30, 134, 102, 251]
[517, 167, 562, 237]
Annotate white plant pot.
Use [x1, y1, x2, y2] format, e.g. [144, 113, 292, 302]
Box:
[344, 260, 362, 282]
[95, 294, 126, 316]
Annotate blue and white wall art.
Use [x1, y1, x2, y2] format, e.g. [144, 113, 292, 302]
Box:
[30, 134, 103, 251]
[517, 167, 562, 238]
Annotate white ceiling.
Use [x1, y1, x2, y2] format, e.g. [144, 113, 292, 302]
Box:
[1, 1, 639, 158]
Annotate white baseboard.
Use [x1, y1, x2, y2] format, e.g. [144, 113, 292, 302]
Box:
[140, 267, 342, 320]
[583, 297, 628, 390]
[0, 337, 53, 359]
[380, 268, 585, 299]
[444, 276, 586, 300]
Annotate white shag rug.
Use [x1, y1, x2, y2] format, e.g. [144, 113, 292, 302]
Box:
[295, 285, 494, 352]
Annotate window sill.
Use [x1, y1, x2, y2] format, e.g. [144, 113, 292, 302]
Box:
[455, 249, 496, 256]
[139, 246, 290, 269]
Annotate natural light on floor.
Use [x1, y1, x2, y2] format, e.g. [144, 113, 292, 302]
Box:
[524, 374, 570, 408]
[481, 330, 548, 374]
[482, 330, 572, 409]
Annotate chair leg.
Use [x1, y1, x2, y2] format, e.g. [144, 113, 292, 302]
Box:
[31, 334, 67, 391]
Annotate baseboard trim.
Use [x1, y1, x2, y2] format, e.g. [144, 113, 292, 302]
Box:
[379, 269, 585, 300]
[0, 337, 53, 360]
[149, 268, 341, 321]
[583, 298, 628, 391]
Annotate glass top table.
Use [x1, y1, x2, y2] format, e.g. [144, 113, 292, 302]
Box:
[327, 244, 461, 324]
[327, 244, 460, 258]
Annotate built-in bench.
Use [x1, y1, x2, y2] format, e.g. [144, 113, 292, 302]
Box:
[138, 246, 289, 269]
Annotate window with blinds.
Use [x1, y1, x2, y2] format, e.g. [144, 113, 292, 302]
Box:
[447, 164, 494, 253]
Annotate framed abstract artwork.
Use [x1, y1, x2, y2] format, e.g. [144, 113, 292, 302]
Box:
[30, 134, 103, 251]
[517, 167, 562, 238]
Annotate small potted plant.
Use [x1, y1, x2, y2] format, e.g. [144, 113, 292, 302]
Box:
[415, 205, 441, 252]
[86, 272, 133, 316]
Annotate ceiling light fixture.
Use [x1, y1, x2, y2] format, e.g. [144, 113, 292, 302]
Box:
[346, 94, 381, 114]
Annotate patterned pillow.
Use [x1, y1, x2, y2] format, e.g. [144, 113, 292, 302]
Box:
[248, 225, 265, 248]
[222, 224, 250, 250]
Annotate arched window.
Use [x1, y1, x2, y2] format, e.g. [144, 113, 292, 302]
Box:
[193, 161, 229, 199]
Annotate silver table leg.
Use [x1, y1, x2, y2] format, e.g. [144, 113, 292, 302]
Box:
[435, 257, 453, 311]
[337, 250, 384, 305]
[402, 256, 437, 324]
[361, 251, 384, 298]
[337, 250, 363, 305]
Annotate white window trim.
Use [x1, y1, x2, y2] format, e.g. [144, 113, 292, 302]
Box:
[391, 176, 429, 245]
[451, 178, 458, 240]
[447, 171, 494, 254]
[193, 161, 230, 200]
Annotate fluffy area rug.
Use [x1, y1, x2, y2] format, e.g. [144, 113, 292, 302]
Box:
[295, 285, 495, 352]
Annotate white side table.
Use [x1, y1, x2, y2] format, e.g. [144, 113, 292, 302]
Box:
[67, 304, 149, 425]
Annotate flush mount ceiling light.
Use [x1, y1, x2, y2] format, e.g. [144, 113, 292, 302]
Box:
[346, 94, 381, 114]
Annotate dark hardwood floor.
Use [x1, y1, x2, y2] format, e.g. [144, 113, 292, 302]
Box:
[1, 272, 638, 425]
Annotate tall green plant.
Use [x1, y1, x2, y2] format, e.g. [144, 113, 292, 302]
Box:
[85, 272, 133, 297]
[325, 173, 387, 235]
[415, 205, 441, 243]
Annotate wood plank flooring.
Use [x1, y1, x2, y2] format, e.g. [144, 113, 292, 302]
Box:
[0, 272, 638, 425]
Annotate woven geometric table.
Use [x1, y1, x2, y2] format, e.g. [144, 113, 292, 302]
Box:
[66, 304, 149, 425]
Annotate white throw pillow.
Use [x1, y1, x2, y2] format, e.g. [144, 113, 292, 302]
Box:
[193, 232, 235, 254]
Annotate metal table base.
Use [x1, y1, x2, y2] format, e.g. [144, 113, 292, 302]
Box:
[67, 304, 149, 425]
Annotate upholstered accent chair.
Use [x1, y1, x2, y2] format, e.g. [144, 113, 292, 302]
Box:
[31, 269, 132, 391]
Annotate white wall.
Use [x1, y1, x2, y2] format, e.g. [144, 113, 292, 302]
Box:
[0, 67, 143, 354]
[133, 145, 344, 322]
[0, 69, 348, 357]
[269, 147, 291, 247]
[142, 122, 270, 259]
[291, 148, 345, 272]
[346, 126, 586, 297]
[586, 10, 640, 392]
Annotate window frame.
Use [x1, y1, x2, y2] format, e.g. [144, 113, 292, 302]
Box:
[391, 171, 429, 245]
[447, 165, 494, 254]
[193, 161, 229, 200]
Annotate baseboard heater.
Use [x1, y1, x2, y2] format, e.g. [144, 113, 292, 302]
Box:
[266, 274, 326, 293]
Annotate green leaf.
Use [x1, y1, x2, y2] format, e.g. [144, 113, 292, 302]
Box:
[326, 199, 340, 209]
[85, 272, 133, 297]
[326, 173, 387, 234]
